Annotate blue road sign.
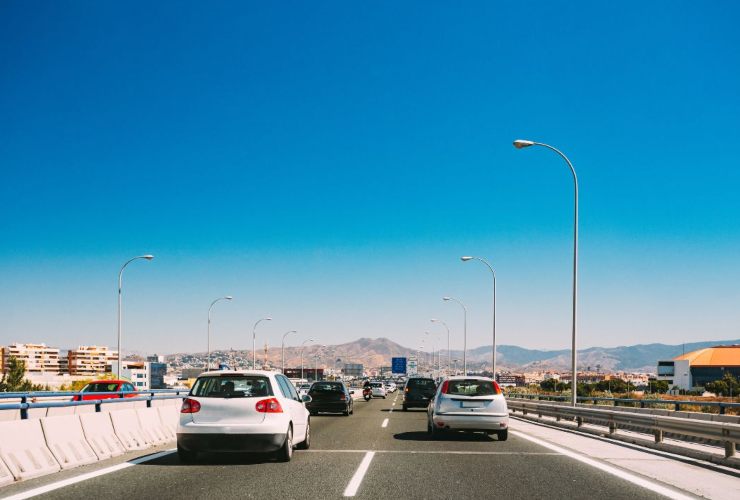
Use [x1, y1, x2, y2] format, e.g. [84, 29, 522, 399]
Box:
[392, 357, 407, 375]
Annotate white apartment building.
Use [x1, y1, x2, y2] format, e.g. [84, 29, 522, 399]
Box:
[67, 346, 118, 376]
[1, 343, 62, 373]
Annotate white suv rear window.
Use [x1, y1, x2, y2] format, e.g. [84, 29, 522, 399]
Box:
[191, 375, 272, 398]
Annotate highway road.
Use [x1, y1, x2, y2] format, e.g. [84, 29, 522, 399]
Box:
[2, 392, 738, 499]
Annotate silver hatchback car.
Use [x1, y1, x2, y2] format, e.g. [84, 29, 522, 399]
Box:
[427, 376, 509, 440]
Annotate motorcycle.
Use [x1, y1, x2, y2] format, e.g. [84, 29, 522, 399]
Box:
[363, 387, 372, 401]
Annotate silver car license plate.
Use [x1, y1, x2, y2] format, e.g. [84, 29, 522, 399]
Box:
[461, 401, 483, 408]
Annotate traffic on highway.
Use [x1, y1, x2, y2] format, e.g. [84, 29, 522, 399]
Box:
[1, 375, 737, 499]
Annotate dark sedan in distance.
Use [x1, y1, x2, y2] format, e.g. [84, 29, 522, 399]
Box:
[305, 381, 354, 416]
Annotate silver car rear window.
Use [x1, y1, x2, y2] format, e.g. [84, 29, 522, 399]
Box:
[191, 375, 273, 398]
[447, 379, 498, 396]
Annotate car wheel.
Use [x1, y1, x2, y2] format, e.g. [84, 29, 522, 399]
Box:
[430, 422, 443, 440]
[427, 419, 433, 434]
[297, 420, 310, 450]
[497, 429, 508, 442]
[383, 396, 386, 399]
[309, 410, 317, 416]
[402, 404, 407, 411]
[277, 425, 293, 462]
[177, 444, 197, 464]
[350, 404, 354, 415]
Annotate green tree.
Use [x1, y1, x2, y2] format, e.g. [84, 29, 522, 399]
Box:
[705, 373, 739, 396]
[0, 357, 41, 392]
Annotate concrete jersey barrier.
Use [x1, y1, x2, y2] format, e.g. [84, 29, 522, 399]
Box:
[0, 419, 60, 481]
[0, 454, 13, 487]
[110, 408, 149, 450]
[136, 408, 171, 445]
[79, 412, 127, 460]
[40, 415, 98, 469]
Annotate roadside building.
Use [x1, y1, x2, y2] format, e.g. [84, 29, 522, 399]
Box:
[2, 343, 62, 373]
[496, 373, 526, 387]
[656, 345, 740, 390]
[67, 346, 118, 376]
[112, 360, 169, 390]
[343, 363, 364, 378]
[283, 368, 324, 381]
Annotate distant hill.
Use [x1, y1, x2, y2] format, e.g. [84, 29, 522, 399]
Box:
[167, 337, 740, 373]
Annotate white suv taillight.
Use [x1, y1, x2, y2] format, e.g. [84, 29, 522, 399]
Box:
[181, 398, 201, 413]
[255, 397, 283, 413]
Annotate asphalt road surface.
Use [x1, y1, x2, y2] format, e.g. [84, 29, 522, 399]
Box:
[1, 392, 726, 499]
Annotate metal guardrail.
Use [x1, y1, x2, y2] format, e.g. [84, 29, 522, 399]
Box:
[507, 392, 740, 414]
[508, 399, 740, 458]
[0, 389, 189, 419]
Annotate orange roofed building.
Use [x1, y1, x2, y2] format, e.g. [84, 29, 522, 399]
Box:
[656, 345, 740, 390]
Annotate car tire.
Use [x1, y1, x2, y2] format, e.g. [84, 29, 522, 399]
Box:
[402, 405, 407, 411]
[496, 429, 508, 442]
[177, 444, 197, 464]
[427, 419, 433, 434]
[297, 420, 310, 450]
[430, 422, 443, 440]
[383, 396, 386, 399]
[277, 425, 294, 462]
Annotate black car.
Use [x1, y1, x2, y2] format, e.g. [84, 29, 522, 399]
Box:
[306, 381, 354, 416]
[402, 377, 436, 410]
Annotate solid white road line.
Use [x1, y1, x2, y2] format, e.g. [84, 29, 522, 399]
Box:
[2, 449, 176, 500]
[510, 431, 694, 500]
[304, 449, 559, 455]
[382, 418, 389, 428]
[343, 451, 375, 497]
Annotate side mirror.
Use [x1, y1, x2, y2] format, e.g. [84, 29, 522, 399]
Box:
[350, 390, 355, 395]
[301, 394, 312, 403]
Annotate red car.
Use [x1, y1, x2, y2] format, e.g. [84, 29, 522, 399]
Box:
[74, 380, 138, 401]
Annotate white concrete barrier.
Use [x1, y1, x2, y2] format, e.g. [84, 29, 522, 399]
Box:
[74, 404, 96, 415]
[110, 409, 149, 450]
[136, 408, 171, 444]
[0, 410, 19, 422]
[158, 405, 179, 438]
[0, 456, 14, 487]
[79, 412, 126, 460]
[105, 401, 137, 412]
[46, 406, 76, 417]
[41, 415, 98, 469]
[0, 419, 60, 480]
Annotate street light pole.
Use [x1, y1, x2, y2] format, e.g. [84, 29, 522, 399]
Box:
[281, 330, 297, 374]
[207, 296, 233, 370]
[299, 338, 315, 381]
[461, 256, 497, 379]
[117, 255, 154, 379]
[430, 318, 451, 375]
[252, 317, 273, 369]
[514, 139, 579, 407]
[443, 296, 468, 375]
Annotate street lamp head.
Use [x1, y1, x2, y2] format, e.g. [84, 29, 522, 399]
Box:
[265, 317, 273, 321]
[443, 297, 451, 301]
[460, 256, 473, 262]
[513, 139, 535, 149]
[142, 255, 154, 260]
[225, 296, 233, 300]
[430, 318, 438, 323]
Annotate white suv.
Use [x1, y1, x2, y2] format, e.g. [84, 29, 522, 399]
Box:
[427, 376, 509, 440]
[177, 370, 311, 462]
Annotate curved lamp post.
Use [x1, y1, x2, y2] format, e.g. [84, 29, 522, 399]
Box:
[443, 296, 468, 375]
[252, 317, 273, 369]
[281, 330, 297, 374]
[207, 296, 233, 370]
[514, 139, 579, 407]
[461, 256, 497, 378]
[299, 338, 315, 381]
[117, 255, 154, 378]
[430, 318, 451, 374]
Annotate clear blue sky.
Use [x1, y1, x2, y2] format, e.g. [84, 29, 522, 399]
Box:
[1, 1, 739, 355]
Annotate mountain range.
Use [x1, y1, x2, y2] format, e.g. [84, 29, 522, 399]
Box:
[167, 337, 740, 373]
